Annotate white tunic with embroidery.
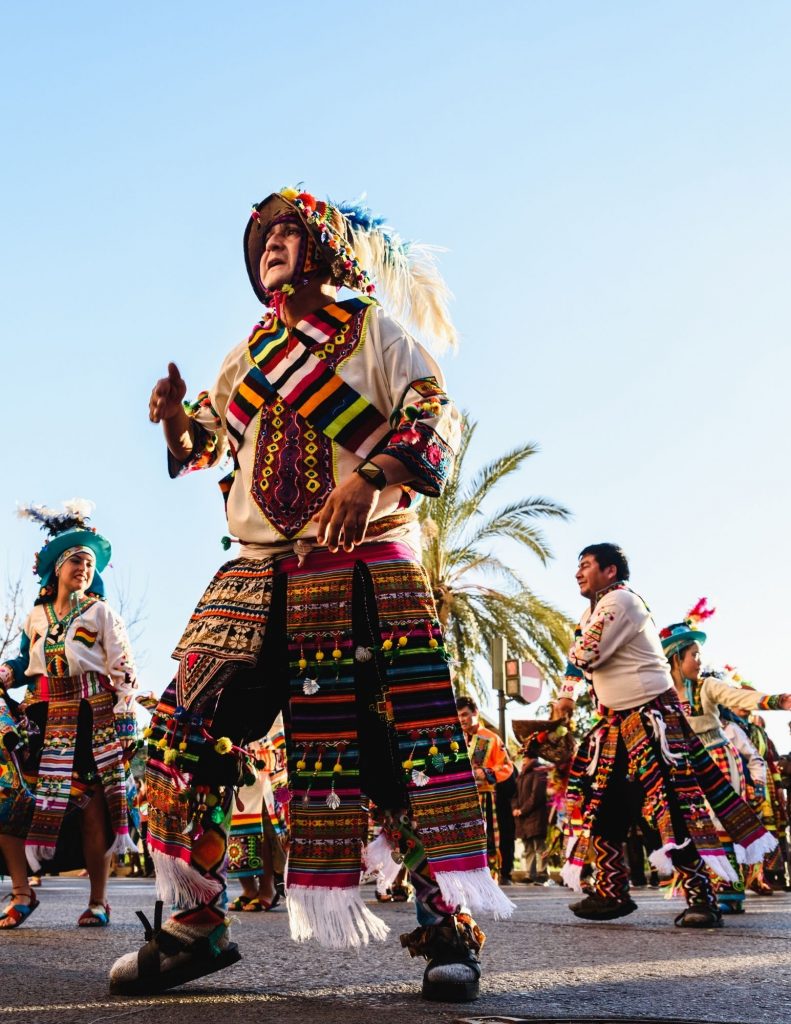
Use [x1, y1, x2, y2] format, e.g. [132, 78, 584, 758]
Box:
[566, 587, 673, 712]
[17, 601, 137, 712]
[175, 300, 461, 554]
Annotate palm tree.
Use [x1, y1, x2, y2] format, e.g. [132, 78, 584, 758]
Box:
[419, 416, 573, 701]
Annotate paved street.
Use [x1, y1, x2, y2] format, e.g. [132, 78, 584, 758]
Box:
[1, 878, 789, 1024]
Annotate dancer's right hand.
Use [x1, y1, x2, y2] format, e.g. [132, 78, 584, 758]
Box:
[149, 362, 187, 422]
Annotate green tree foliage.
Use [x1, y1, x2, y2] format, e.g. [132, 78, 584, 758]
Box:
[419, 417, 574, 701]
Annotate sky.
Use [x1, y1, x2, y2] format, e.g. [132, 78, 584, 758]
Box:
[1, 2, 790, 749]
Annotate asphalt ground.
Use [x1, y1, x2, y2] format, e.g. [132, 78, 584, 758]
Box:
[0, 878, 789, 1024]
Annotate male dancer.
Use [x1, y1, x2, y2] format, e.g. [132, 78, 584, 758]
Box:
[110, 187, 511, 1001]
[556, 543, 775, 927]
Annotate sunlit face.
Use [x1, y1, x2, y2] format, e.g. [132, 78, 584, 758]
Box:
[57, 551, 95, 595]
[457, 706, 478, 733]
[575, 554, 617, 599]
[259, 219, 305, 290]
[679, 642, 701, 681]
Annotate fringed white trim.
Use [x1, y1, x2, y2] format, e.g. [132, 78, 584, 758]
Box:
[702, 853, 739, 884]
[648, 839, 690, 878]
[362, 831, 402, 895]
[560, 860, 583, 892]
[110, 832, 139, 858]
[734, 831, 779, 866]
[25, 845, 53, 872]
[287, 885, 389, 949]
[151, 850, 223, 908]
[435, 868, 516, 919]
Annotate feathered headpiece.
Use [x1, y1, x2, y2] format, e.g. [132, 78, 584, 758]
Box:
[244, 187, 458, 352]
[660, 597, 715, 659]
[685, 597, 716, 630]
[16, 499, 111, 598]
[17, 498, 96, 536]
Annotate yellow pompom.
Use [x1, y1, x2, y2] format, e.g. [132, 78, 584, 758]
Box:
[298, 658, 308, 670]
[214, 736, 233, 755]
[428, 638, 439, 649]
[281, 187, 299, 200]
[398, 636, 408, 647]
[402, 759, 414, 770]
[555, 725, 568, 737]
[178, 741, 188, 752]
[429, 745, 439, 756]
[332, 648, 342, 660]
[315, 651, 325, 662]
[156, 738, 168, 750]
[296, 759, 307, 770]
[142, 727, 153, 739]
[333, 762, 343, 773]
[314, 760, 323, 772]
[382, 639, 393, 651]
[163, 748, 177, 766]
[450, 740, 460, 752]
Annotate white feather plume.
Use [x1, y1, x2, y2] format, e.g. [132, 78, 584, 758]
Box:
[348, 227, 458, 354]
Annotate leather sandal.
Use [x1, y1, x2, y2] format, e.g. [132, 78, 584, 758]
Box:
[78, 902, 110, 927]
[109, 901, 241, 996]
[228, 895, 253, 911]
[0, 889, 40, 930]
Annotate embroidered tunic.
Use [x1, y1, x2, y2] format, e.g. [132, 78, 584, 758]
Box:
[174, 298, 461, 550]
[562, 585, 673, 711]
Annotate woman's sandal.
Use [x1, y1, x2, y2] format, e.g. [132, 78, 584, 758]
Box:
[108, 901, 241, 996]
[227, 895, 253, 911]
[0, 888, 40, 930]
[78, 902, 111, 927]
[241, 896, 266, 912]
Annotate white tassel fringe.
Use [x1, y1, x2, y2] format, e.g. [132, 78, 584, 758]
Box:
[435, 868, 515, 919]
[363, 831, 402, 895]
[560, 860, 583, 892]
[702, 853, 739, 884]
[287, 885, 389, 949]
[151, 850, 223, 908]
[734, 831, 779, 865]
[648, 839, 691, 878]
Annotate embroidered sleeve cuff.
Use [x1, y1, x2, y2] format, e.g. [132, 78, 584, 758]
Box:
[558, 662, 583, 701]
[758, 693, 783, 711]
[167, 422, 222, 479]
[382, 421, 454, 497]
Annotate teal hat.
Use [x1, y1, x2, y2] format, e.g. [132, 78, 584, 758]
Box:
[34, 527, 111, 592]
[660, 621, 707, 661]
[661, 598, 716, 660]
[17, 501, 111, 600]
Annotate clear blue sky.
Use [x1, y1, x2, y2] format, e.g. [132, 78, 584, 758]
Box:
[2, 3, 790, 748]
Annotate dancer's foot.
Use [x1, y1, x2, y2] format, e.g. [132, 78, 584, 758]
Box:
[401, 913, 484, 1003]
[569, 893, 638, 921]
[109, 901, 240, 996]
[674, 905, 723, 928]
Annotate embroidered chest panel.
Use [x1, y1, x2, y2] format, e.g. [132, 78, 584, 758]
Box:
[43, 598, 98, 677]
[251, 305, 368, 538]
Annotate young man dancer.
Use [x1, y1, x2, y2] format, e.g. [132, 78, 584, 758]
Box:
[556, 543, 775, 928]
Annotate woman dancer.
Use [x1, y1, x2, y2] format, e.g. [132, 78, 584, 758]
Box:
[0, 501, 139, 927]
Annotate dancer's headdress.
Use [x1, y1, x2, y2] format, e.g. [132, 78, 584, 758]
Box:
[243, 186, 458, 351]
[660, 597, 716, 660]
[16, 499, 111, 600]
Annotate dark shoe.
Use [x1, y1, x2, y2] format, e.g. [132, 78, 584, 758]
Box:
[569, 894, 638, 921]
[108, 901, 241, 996]
[499, 876, 513, 886]
[674, 905, 723, 928]
[401, 913, 484, 1003]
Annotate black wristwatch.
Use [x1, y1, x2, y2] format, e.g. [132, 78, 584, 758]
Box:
[354, 460, 387, 490]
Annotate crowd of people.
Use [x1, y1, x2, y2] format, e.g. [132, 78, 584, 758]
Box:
[0, 184, 789, 1006]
